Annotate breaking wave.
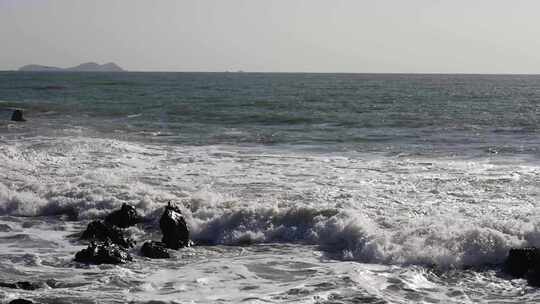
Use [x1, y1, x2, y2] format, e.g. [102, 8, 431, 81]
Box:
[0, 135, 539, 269]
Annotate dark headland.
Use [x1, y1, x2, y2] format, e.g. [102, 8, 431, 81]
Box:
[18, 62, 124, 72]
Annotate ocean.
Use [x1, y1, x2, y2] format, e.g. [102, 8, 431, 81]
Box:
[0, 72, 539, 303]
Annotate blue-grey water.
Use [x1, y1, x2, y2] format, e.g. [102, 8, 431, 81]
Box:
[0, 72, 539, 303]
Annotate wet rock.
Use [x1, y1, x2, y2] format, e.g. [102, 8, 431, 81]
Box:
[0, 281, 42, 290]
[526, 253, 540, 287]
[9, 300, 34, 304]
[141, 241, 170, 259]
[504, 247, 540, 286]
[160, 202, 190, 250]
[0, 223, 12, 232]
[505, 248, 538, 277]
[528, 271, 540, 287]
[11, 109, 25, 122]
[105, 203, 142, 228]
[80, 220, 135, 248]
[74, 241, 132, 265]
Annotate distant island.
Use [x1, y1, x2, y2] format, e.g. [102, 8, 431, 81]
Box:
[18, 62, 125, 72]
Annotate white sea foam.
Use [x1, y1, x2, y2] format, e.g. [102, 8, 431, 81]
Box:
[0, 135, 539, 271]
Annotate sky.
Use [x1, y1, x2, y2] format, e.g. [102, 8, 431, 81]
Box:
[2, 0, 540, 73]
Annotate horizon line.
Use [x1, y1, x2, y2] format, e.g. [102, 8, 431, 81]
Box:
[4, 69, 540, 76]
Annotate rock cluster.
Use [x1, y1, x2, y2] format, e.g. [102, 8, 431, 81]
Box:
[74, 202, 190, 264]
[139, 202, 191, 259]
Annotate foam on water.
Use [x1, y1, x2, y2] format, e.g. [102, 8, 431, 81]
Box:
[1, 135, 539, 270]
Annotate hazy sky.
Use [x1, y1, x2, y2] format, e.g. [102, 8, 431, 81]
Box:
[2, 0, 540, 73]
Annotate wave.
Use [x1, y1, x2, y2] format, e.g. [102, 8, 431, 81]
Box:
[0, 180, 529, 269]
[0, 135, 538, 270]
[185, 196, 528, 268]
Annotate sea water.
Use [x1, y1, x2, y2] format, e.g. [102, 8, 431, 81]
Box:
[0, 72, 539, 303]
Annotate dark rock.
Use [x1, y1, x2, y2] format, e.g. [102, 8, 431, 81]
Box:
[526, 252, 540, 287]
[528, 271, 540, 286]
[74, 241, 132, 265]
[0, 282, 16, 289]
[0, 281, 42, 290]
[9, 299, 34, 304]
[15, 281, 41, 290]
[141, 241, 170, 259]
[80, 220, 134, 248]
[0, 223, 12, 232]
[11, 109, 25, 122]
[504, 247, 540, 286]
[105, 203, 142, 228]
[160, 202, 190, 250]
[505, 248, 539, 278]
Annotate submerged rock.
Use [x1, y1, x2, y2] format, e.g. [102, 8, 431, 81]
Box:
[9, 300, 34, 304]
[11, 109, 25, 122]
[74, 241, 132, 265]
[160, 202, 190, 250]
[504, 247, 540, 286]
[0, 281, 42, 290]
[80, 220, 135, 248]
[105, 203, 142, 228]
[0, 223, 12, 232]
[141, 241, 170, 259]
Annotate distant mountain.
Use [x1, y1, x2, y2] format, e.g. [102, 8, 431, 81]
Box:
[65, 62, 124, 72]
[19, 62, 125, 72]
[18, 64, 63, 72]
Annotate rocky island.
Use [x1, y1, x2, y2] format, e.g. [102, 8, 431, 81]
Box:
[18, 62, 124, 72]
